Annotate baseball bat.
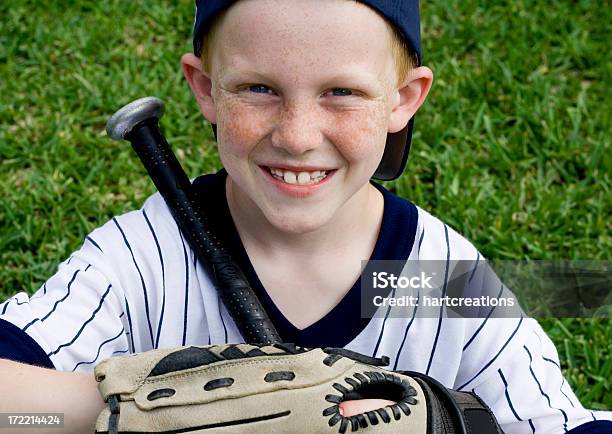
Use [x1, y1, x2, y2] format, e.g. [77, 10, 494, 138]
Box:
[106, 96, 281, 345]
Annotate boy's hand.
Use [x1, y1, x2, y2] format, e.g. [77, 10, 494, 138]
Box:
[339, 399, 396, 417]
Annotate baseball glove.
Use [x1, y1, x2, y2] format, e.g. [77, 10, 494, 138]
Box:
[94, 343, 501, 434]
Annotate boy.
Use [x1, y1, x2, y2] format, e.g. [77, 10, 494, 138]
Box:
[0, 0, 609, 432]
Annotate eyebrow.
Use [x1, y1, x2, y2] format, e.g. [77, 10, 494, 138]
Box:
[323, 71, 387, 87]
[219, 70, 275, 84]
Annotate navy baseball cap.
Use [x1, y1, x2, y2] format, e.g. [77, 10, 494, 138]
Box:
[193, 0, 422, 180]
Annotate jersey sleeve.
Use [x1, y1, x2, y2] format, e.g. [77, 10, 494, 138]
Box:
[461, 317, 611, 433]
[0, 208, 146, 372]
[413, 208, 610, 432]
[0, 190, 219, 371]
[450, 284, 612, 434]
[0, 234, 131, 372]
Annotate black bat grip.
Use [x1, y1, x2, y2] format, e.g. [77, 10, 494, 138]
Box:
[125, 118, 281, 345]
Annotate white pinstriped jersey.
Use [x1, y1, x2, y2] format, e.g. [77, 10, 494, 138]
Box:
[0, 172, 609, 433]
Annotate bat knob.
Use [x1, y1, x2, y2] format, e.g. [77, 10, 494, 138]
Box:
[106, 96, 165, 141]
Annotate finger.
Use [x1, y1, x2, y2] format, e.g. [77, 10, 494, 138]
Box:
[339, 399, 396, 417]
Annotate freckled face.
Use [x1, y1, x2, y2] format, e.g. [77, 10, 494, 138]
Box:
[209, 0, 399, 234]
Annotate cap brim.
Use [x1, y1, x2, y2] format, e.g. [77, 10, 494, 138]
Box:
[372, 117, 414, 181]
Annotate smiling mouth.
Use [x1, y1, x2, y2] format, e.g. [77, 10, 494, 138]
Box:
[264, 166, 331, 185]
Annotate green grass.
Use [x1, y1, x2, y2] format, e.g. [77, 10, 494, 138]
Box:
[0, 0, 609, 409]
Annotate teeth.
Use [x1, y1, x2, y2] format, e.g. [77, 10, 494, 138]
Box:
[284, 171, 297, 184]
[268, 167, 329, 185]
[297, 172, 310, 184]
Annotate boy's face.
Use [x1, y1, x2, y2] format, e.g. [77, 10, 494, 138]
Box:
[184, 0, 431, 234]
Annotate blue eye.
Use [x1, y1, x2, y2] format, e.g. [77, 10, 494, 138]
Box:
[332, 88, 352, 96]
[248, 84, 271, 94]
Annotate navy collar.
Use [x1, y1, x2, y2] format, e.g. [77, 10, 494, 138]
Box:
[193, 170, 418, 347]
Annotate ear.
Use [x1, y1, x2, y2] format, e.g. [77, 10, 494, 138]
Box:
[388, 66, 433, 133]
[181, 53, 217, 124]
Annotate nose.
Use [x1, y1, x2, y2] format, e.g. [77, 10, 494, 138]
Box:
[270, 102, 323, 156]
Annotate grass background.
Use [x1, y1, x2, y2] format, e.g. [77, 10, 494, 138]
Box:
[0, 0, 609, 409]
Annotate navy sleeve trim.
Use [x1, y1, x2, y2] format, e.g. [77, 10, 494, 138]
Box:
[567, 421, 612, 434]
[0, 318, 55, 369]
